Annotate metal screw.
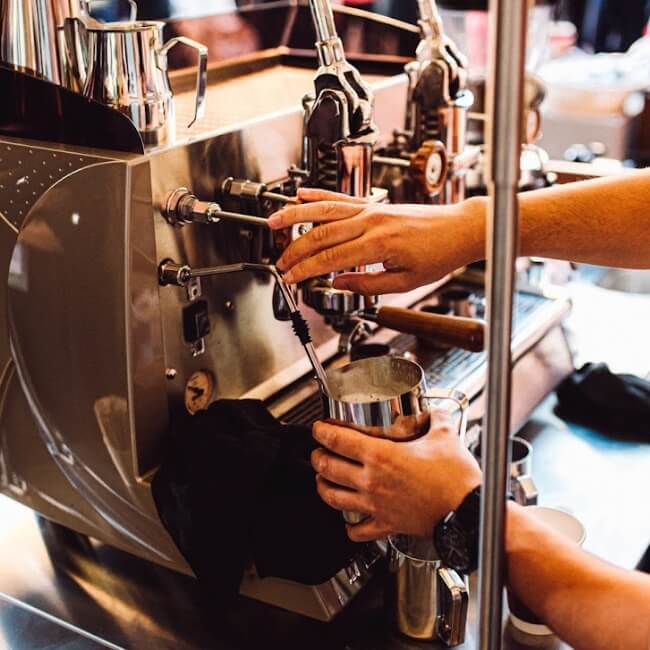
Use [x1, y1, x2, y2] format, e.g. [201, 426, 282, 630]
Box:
[165, 368, 177, 380]
[224, 300, 235, 312]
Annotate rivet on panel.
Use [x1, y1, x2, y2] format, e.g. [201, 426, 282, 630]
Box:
[165, 368, 178, 380]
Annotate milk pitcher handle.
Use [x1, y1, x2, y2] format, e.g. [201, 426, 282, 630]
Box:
[421, 389, 469, 443]
[157, 37, 208, 127]
[437, 567, 469, 647]
[513, 474, 539, 506]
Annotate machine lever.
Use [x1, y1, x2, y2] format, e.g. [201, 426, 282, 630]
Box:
[364, 306, 485, 353]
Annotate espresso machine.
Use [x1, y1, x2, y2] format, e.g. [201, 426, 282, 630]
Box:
[0, 0, 573, 634]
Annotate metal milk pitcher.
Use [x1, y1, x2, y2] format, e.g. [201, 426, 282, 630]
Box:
[0, 0, 60, 83]
[80, 19, 207, 146]
[324, 356, 468, 524]
[59, 0, 137, 93]
[387, 535, 469, 646]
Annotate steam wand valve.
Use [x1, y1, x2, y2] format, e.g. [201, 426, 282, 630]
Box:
[158, 260, 331, 394]
[163, 187, 300, 229]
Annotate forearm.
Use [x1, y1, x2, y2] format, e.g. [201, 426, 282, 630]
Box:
[506, 503, 650, 650]
[461, 168, 650, 269]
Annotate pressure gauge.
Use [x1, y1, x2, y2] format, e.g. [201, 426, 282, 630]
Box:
[184, 370, 216, 415]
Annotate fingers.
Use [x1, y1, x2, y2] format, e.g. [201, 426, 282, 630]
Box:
[311, 448, 363, 490]
[315, 475, 373, 515]
[332, 270, 415, 296]
[297, 187, 367, 205]
[346, 518, 393, 543]
[277, 217, 367, 274]
[313, 421, 382, 464]
[282, 240, 384, 285]
[267, 201, 365, 230]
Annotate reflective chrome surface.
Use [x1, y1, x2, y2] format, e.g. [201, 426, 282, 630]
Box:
[387, 535, 468, 645]
[83, 20, 207, 146]
[0, 0, 60, 82]
[479, 0, 529, 647]
[325, 356, 468, 442]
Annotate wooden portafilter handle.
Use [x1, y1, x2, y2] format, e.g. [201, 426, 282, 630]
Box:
[372, 306, 485, 353]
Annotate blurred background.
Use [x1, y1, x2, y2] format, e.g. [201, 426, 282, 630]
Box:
[91, 0, 650, 167]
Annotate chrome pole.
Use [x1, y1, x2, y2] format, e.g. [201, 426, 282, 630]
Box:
[479, 1, 529, 648]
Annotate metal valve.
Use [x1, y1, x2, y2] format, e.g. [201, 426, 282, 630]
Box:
[410, 140, 449, 196]
[163, 188, 270, 228]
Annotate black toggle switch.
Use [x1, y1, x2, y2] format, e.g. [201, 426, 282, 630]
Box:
[183, 299, 210, 343]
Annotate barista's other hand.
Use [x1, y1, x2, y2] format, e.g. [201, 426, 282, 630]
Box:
[267, 188, 486, 295]
[311, 411, 482, 542]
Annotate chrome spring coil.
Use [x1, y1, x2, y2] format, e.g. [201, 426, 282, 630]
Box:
[317, 146, 338, 191]
[420, 108, 442, 143]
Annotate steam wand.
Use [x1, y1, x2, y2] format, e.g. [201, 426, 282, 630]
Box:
[159, 260, 331, 394]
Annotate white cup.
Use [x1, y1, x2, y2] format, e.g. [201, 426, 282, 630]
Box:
[508, 506, 586, 636]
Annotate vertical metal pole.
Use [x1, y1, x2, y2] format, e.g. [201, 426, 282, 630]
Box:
[479, 1, 528, 649]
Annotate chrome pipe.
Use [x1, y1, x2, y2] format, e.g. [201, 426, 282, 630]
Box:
[479, 0, 528, 648]
[308, 0, 338, 46]
[308, 0, 345, 68]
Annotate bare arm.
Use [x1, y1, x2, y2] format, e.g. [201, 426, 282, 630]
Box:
[508, 503, 650, 650]
[516, 168, 650, 268]
[310, 420, 650, 650]
[269, 168, 650, 293]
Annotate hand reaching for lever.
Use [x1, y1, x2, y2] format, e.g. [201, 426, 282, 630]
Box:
[268, 188, 486, 295]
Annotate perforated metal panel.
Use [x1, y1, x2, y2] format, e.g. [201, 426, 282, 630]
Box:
[0, 142, 106, 230]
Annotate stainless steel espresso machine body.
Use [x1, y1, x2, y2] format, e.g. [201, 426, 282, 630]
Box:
[0, 0, 573, 628]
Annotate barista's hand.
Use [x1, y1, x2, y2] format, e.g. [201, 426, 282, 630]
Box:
[311, 411, 482, 541]
[268, 188, 486, 295]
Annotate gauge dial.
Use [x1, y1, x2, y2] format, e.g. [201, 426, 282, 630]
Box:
[184, 370, 216, 415]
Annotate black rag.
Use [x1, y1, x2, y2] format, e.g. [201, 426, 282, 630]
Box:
[555, 363, 650, 436]
[151, 399, 357, 606]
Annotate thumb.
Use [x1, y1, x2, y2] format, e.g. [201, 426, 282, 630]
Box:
[425, 407, 456, 438]
[333, 270, 414, 295]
